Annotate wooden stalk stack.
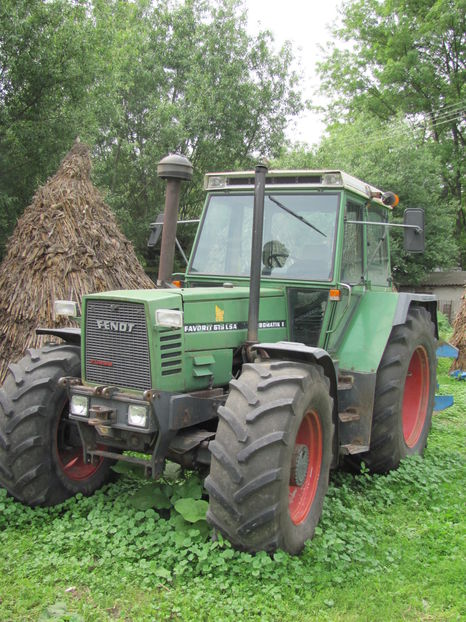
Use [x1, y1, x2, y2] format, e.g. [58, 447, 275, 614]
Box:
[0, 140, 155, 383]
[450, 292, 466, 371]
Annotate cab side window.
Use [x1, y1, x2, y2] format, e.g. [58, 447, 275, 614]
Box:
[366, 206, 390, 286]
[341, 201, 363, 284]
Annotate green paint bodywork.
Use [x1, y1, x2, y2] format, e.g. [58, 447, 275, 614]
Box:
[82, 286, 287, 393]
[334, 291, 399, 373]
[80, 186, 415, 394]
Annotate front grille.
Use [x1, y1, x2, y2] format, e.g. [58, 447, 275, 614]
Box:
[85, 300, 152, 391]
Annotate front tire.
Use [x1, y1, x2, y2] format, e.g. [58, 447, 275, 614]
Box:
[206, 361, 334, 554]
[358, 307, 436, 473]
[0, 343, 113, 506]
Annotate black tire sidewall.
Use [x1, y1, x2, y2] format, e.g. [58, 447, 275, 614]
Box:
[277, 378, 333, 554]
[0, 344, 113, 505]
[391, 317, 436, 461]
[206, 361, 334, 554]
[364, 307, 437, 473]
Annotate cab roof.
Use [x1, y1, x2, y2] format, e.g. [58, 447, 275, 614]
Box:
[204, 169, 393, 209]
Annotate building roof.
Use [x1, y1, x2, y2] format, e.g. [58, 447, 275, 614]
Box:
[420, 271, 466, 287]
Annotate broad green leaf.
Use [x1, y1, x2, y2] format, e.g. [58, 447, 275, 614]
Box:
[128, 484, 171, 510]
[174, 498, 208, 523]
[170, 478, 203, 503]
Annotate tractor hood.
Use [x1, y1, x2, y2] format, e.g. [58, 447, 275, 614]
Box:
[82, 286, 287, 393]
[84, 285, 287, 348]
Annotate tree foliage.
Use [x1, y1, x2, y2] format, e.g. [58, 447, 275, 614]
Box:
[0, 0, 97, 255]
[275, 115, 458, 284]
[318, 0, 465, 266]
[0, 0, 303, 260]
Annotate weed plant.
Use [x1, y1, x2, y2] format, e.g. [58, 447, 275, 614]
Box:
[0, 372, 464, 621]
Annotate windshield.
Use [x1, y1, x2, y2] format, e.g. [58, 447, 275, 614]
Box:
[189, 193, 340, 281]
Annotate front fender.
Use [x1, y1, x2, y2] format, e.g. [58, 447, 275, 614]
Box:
[253, 341, 337, 393]
[36, 327, 81, 345]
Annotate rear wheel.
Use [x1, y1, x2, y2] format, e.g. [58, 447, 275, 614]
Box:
[0, 343, 114, 506]
[206, 361, 334, 554]
[357, 307, 436, 473]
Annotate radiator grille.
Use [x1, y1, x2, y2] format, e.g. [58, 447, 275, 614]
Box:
[85, 300, 152, 391]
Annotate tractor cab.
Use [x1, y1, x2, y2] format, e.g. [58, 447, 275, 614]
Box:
[188, 169, 394, 289]
[184, 170, 396, 353]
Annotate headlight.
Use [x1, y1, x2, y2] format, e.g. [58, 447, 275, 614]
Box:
[128, 405, 149, 428]
[155, 308, 183, 329]
[54, 300, 78, 318]
[70, 395, 88, 417]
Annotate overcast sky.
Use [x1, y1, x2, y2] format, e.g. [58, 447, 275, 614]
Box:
[244, 0, 342, 145]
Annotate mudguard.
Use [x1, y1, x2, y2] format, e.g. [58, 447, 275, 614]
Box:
[36, 327, 81, 345]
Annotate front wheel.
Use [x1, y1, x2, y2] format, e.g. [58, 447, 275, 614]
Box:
[205, 361, 334, 554]
[0, 343, 114, 506]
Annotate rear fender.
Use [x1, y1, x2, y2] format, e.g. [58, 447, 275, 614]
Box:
[393, 294, 438, 338]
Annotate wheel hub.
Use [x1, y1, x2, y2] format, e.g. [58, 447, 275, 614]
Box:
[290, 444, 309, 487]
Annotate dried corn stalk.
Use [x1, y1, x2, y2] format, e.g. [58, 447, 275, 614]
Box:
[0, 140, 155, 383]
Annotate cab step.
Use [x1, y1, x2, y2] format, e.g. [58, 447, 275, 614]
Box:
[337, 375, 354, 391]
[339, 443, 369, 455]
[338, 408, 360, 423]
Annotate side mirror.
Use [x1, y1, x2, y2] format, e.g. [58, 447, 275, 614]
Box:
[148, 214, 164, 248]
[404, 208, 425, 253]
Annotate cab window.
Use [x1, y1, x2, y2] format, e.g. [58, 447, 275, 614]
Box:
[366, 206, 390, 286]
[341, 201, 364, 284]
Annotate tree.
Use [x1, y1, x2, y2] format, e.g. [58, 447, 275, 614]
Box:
[90, 0, 303, 256]
[318, 0, 465, 266]
[275, 114, 458, 284]
[0, 0, 303, 262]
[0, 0, 98, 256]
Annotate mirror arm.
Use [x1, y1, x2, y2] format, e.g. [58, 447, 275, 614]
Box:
[345, 220, 422, 233]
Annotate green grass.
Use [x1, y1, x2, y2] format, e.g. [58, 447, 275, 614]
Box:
[0, 372, 464, 622]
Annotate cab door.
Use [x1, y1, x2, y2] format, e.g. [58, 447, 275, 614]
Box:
[324, 198, 365, 354]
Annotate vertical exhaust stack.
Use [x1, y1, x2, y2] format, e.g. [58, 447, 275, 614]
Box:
[157, 154, 193, 286]
[246, 164, 268, 353]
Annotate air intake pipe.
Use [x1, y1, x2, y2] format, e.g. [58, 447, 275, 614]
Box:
[157, 154, 193, 286]
[246, 164, 268, 353]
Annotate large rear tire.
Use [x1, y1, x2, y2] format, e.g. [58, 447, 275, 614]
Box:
[205, 361, 334, 554]
[0, 343, 113, 506]
[356, 307, 436, 473]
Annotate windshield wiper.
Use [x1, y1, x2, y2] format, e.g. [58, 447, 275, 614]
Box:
[268, 195, 327, 237]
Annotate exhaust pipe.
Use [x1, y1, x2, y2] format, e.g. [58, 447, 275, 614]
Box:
[246, 164, 268, 351]
[157, 154, 193, 286]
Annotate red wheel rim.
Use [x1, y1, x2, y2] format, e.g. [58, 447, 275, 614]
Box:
[289, 410, 322, 525]
[402, 345, 430, 447]
[56, 408, 103, 481]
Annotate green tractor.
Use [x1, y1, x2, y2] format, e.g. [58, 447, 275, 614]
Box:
[0, 157, 437, 555]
